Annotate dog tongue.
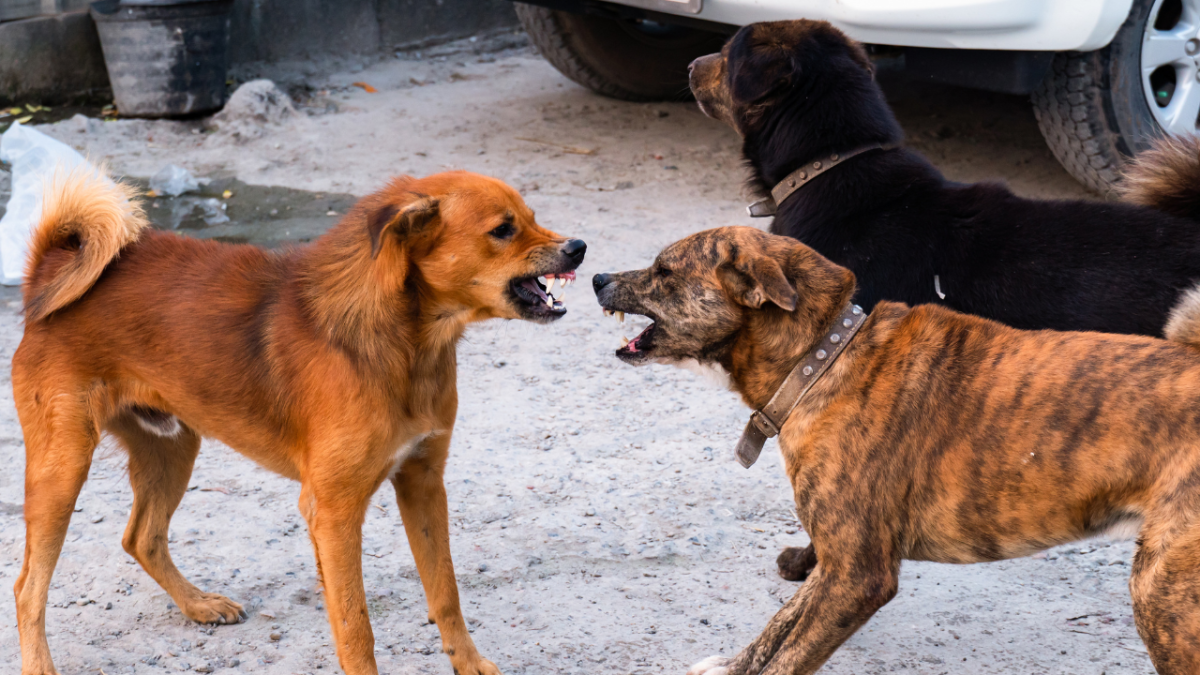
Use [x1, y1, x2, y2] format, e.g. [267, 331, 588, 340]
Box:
[521, 279, 549, 301]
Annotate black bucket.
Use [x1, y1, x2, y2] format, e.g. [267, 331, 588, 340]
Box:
[90, 0, 233, 118]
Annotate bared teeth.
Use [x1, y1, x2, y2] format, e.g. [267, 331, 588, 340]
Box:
[621, 336, 630, 347]
[604, 309, 613, 317]
[617, 311, 625, 323]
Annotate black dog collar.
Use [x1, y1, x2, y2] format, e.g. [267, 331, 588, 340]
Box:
[734, 302, 868, 467]
[747, 144, 891, 218]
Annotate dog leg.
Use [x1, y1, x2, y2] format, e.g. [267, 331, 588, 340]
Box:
[776, 545, 817, 582]
[696, 556, 899, 675]
[15, 396, 98, 675]
[1131, 524, 1200, 674]
[108, 413, 247, 625]
[299, 479, 377, 675]
[392, 434, 501, 675]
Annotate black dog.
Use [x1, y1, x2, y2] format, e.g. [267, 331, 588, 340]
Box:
[689, 19, 1200, 582]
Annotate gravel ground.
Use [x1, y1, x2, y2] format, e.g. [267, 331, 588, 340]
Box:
[0, 36, 1152, 675]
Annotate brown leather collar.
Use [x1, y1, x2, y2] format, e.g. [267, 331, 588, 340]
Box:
[734, 302, 868, 468]
[747, 144, 891, 218]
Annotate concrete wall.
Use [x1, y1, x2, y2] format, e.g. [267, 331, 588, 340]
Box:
[0, 0, 520, 105]
[0, 11, 109, 105]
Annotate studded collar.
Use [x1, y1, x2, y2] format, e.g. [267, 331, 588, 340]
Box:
[734, 302, 868, 468]
[747, 144, 892, 218]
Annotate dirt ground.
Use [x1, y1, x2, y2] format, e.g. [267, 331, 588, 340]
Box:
[0, 32, 1153, 675]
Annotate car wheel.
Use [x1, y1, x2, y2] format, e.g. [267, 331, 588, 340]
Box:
[1032, 0, 1200, 193]
[513, 3, 727, 101]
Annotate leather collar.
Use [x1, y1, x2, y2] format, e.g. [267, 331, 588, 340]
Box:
[747, 144, 891, 218]
[734, 302, 868, 467]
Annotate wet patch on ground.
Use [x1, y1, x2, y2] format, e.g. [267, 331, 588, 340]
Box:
[127, 177, 358, 247]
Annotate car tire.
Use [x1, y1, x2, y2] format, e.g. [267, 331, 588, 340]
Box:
[1032, 0, 1187, 193]
[513, 3, 727, 101]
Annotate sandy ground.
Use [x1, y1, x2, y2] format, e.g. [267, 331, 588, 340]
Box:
[0, 34, 1154, 675]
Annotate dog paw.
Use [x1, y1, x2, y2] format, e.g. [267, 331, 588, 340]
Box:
[181, 592, 247, 625]
[777, 545, 817, 582]
[450, 656, 502, 675]
[687, 655, 731, 675]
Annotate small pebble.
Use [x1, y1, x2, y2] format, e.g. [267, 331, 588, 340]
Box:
[269, 632, 282, 641]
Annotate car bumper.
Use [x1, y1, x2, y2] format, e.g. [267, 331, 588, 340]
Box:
[607, 0, 1134, 51]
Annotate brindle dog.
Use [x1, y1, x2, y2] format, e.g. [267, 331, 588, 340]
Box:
[594, 226, 1200, 675]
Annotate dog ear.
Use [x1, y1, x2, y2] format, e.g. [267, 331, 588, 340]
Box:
[728, 37, 797, 104]
[368, 196, 439, 258]
[722, 252, 798, 311]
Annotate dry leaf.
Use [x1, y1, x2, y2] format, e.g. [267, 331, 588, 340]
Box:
[514, 137, 596, 156]
[222, 190, 233, 199]
[14, 115, 32, 124]
[351, 82, 378, 93]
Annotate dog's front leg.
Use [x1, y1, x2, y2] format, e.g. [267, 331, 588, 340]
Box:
[392, 434, 501, 675]
[690, 557, 899, 675]
[298, 481, 378, 675]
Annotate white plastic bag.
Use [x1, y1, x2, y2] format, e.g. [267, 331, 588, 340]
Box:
[0, 122, 91, 285]
[149, 164, 199, 196]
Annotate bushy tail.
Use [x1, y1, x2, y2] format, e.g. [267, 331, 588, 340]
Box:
[1166, 285, 1200, 349]
[23, 166, 148, 322]
[1119, 135, 1200, 220]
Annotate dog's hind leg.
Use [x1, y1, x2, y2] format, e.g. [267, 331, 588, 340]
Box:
[1130, 520, 1200, 674]
[14, 391, 99, 675]
[392, 433, 500, 675]
[691, 549, 899, 675]
[108, 411, 247, 625]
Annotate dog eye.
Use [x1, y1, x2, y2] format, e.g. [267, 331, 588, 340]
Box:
[489, 223, 515, 239]
[657, 265, 673, 278]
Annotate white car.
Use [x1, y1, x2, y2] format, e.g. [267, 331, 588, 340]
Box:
[513, 0, 1194, 192]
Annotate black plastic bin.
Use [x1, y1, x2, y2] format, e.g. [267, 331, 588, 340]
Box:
[90, 0, 233, 118]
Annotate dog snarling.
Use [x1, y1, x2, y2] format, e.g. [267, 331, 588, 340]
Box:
[14, 167, 584, 675]
[598, 226, 1200, 675]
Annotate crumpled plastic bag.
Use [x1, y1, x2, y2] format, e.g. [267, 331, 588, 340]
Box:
[0, 122, 92, 285]
[149, 164, 199, 197]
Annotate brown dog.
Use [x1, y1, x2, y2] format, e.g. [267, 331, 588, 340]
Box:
[594, 226, 1200, 674]
[13, 167, 585, 675]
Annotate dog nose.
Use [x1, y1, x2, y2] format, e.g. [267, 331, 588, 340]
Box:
[563, 238, 587, 263]
[592, 273, 612, 294]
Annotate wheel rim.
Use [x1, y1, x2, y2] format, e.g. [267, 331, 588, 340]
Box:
[1142, 0, 1200, 135]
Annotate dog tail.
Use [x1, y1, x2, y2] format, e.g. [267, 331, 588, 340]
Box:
[23, 166, 148, 322]
[1119, 135, 1200, 220]
[1166, 284, 1200, 348]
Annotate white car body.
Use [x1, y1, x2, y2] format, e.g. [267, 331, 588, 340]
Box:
[612, 0, 1135, 51]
